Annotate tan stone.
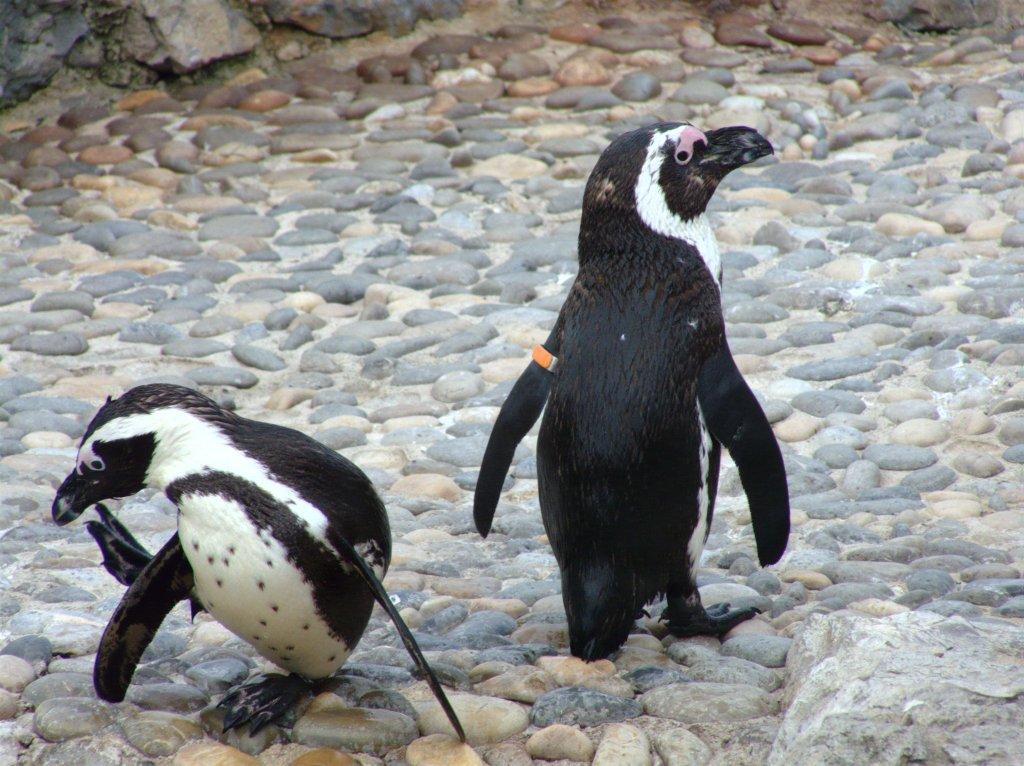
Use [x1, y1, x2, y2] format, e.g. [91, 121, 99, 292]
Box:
[266, 388, 315, 411]
[239, 89, 291, 112]
[780, 570, 831, 589]
[291, 749, 358, 766]
[526, 724, 595, 762]
[774, 412, 821, 442]
[537, 656, 615, 686]
[390, 474, 461, 501]
[21, 431, 73, 450]
[876, 213, 945, 238]
[413, 693, 530, 745]
[0, 655, 35, 693]
[554, 58, 610, 86]
[406, 735, 484, 766]
[470, 154, 547, 179]
[891, 419, 948, 447]
[172, 742, 258, 766]
[507, 78, 560, 97]
[117, 89, 167, 111]
[147, 210, 196, 231]
[594, 723, 651, 766]
[79, 144, 133, 165]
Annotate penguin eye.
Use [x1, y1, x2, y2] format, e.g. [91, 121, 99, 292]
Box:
[83, 457, 105, 473]
[675, 148, 694, 165]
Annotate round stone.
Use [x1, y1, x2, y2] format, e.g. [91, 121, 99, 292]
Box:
[593, 723, 650, 766]
[406, 734, 485, 766]
[34, 697, 115, 742]
[720, 634, 792, 668]
[641, 682, 774, 723]
[121, 711, 203, 757]
[526, 724, 595, 761]
[414, 693, 529, 745]
[292, 706, 418, 756]
[0, 654, 35, 692]
[891, 419, 949, 447]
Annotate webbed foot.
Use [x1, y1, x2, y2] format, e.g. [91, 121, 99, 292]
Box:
[218, 673, 316, 734]
[663, 598, 760, 638]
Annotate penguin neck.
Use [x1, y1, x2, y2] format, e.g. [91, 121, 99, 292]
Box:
[141, 410, 249, 490]
[578, 205, 721, 285]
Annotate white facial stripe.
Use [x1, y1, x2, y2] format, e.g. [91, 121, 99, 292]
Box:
[83, 409, 329, 537]
[634, 125, 722, 286]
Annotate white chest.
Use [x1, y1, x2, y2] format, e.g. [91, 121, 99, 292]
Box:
[176, 494, 350, 679]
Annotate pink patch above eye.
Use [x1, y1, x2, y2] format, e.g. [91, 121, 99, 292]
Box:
[674, 125, 707, 164]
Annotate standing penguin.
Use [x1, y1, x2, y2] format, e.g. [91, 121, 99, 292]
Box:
[474, 123, 790, 660]
[52, 384, 464, 738]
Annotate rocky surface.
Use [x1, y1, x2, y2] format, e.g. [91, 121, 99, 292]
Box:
[0, 3, 1022, 765]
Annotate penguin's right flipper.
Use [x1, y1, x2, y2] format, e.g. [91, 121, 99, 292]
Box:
[698, 343, 790, 566]
[328, 532, 467, 743]
[474, 361, 553, 537]
[86, 503, 153, 587]
[94, 534, 194, 702]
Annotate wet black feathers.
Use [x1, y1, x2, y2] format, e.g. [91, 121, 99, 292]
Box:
[697, 343, 789, 565]
[94, 534, 194, 702]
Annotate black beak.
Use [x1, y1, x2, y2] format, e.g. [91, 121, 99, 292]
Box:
[701, 126, 773, 170]
[53, 471, 95, 525]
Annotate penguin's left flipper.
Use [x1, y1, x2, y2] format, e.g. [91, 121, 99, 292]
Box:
[86, 503, 153, 586]
[698, 343, 790, 566]
[328, 532, 467, 743]
[94, 534, 194, 702]
[474, 361, 553, 538]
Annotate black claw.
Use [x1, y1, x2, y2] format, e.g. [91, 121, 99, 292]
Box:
[217, 673, 313, 734]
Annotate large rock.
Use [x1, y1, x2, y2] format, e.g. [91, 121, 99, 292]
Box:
[864, 0, 998, 31]
[261, 0, 463, 39]
[769, 611, 1024, 765]
[122, 0, 260, 74]
[0, 0, 89, 106]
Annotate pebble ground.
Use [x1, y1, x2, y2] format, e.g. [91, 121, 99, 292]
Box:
[0, 4, 1023, 766]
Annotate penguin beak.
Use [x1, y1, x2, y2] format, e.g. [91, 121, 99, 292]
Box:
[52, 471, 100, 525]
[700, 126, 773, 171]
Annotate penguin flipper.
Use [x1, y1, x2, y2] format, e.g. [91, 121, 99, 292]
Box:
[86, 503, 153, 587]
[327, 532, 467, 743]
[698, 343, 790, 566]
[94, 534, 194, 702]
[474, 361, 552, 537]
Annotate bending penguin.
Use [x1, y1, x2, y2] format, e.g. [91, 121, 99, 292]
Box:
[52, 384, 465, 738]
[474, 123, 790, 660]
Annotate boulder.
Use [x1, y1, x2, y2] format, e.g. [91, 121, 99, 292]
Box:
[122, 0, 259, 73]
[261, 0, 463, 39]
[864, 0, 998, 31]
[769, 611, 1024, 764]
[0, 0, 88, 106]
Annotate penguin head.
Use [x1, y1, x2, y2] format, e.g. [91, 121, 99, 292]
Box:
[52, 384, 229, 525]
[582, 122, 773, 238]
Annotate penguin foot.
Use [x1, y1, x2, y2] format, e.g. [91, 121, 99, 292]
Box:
[86, 503, 153, 586]
[663, 601, 760, 638]
[218, 673, 314, 734]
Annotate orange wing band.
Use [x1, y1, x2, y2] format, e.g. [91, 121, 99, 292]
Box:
[532, 345, 558, 372]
